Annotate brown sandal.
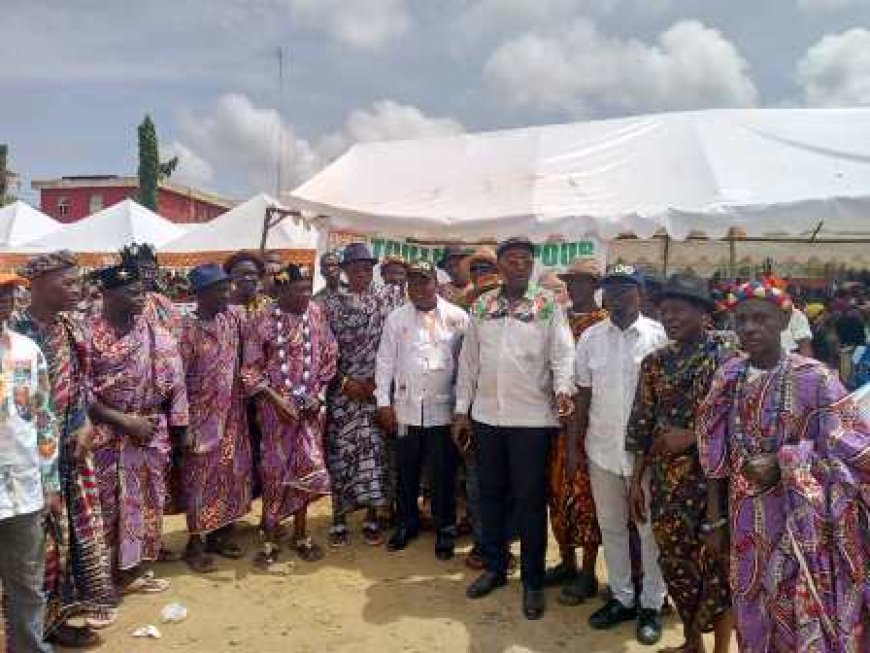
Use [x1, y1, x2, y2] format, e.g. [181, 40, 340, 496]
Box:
[294, 537, 325, 562]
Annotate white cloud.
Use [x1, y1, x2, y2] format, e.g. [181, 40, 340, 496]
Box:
[175, 93, 319, 193]
[797, 28, 870, 106]
[163, 141, 216, 188]
[484, 19, 758, 115]
[281, 0, 410, 50]
[173, 93, 463, 194]
[316, 100, 464, 160]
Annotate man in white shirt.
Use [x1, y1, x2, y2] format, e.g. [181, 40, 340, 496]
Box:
[0, 274, 59, 653]
[376, 260, 470, 560]
[574, 264, 668, 645]
[781, 306, 813, 357]
[453, 237, 575, 621]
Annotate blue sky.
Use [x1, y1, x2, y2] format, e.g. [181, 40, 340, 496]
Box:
[3, 0, 869, 202]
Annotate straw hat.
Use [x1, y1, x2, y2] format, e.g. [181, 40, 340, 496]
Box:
[557, 258, 601, 282]
[460, 247, 498, 278]
[0, 273, 27, 288]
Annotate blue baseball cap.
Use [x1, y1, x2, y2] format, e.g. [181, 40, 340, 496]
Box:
[188, 263, 230, 293]
[601, 263, 645, 287]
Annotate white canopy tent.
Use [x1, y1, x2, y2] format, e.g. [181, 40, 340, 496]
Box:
[286, 108, 870, 243]
[0, 201, 60, 250]
[162, 193, 318, 253]
[20, 199, 186, 252]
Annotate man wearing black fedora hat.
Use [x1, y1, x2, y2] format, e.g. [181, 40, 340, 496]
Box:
[625, 273, 734, 652]
[176, 264, 252, 574]
[321, 243, 405, 547]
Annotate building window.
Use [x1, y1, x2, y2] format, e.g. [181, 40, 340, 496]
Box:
[89, 193, 103, 213]
[57, 196, 69, 217]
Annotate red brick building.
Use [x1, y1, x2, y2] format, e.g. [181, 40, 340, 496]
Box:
[31, 175, 235, 224]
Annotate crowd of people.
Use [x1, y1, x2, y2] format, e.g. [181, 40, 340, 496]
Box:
[0, 237, 868, 652]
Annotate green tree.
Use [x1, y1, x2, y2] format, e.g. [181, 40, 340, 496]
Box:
[136, 115, 177, 211]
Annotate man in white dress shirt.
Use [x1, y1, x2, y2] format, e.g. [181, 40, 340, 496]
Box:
[574, 264, 668, 645]
[376, 260, 470, 560]
[453, 237, 575, 621]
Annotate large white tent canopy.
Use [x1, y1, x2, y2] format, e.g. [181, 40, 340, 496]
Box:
[162, 193, 317, 252]
[287, 108, 870, 242]
[20, 198, 186, 252]
[0, 201, 60, 250]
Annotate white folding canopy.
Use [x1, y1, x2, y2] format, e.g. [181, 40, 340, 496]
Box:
[20, 198, 186, 252]
[162, 193, 318, 252]
[0, 201, 60, 250]
[286, 108, 870, 242]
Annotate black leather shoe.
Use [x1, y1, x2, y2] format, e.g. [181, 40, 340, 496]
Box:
[636, 608, 662, 645]
[557, 571, 598, 606]
[466, 571, 507, 599]
[434, 534, 455, 561]
[386, 528, 418, 552]
[522, 589, 546, 620]
[588, 599, 637, 630]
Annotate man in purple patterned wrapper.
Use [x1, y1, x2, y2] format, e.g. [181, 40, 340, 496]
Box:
[86, 264, 188, 595]
[177, 264, 251, 574]
[242, 263, 337, 568]
[698, 280, 869, 653]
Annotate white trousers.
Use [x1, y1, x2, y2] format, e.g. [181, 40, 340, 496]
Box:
[589, 461, 666, 611]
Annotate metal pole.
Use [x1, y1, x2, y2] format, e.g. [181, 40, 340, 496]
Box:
[662, 234, 670, 277]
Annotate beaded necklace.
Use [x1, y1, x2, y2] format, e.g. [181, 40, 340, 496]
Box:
[274, 306, 312, 406]
[731, 354, 792, 457]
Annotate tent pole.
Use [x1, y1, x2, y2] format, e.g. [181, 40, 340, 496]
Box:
[662, 234, 670, 277]
[728, 229, 737, 280]
[260, 206, 300, 252]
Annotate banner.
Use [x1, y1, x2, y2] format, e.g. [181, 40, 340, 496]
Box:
[327, 232, 606, 271]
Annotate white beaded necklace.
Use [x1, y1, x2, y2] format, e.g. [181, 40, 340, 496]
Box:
[274, 306, 312, 404]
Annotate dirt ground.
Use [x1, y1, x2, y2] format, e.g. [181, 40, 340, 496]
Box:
[58, 500, 736, 653]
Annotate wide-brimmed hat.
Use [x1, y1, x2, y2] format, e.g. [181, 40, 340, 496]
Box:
[460, 247, 498, 278]
[188, 263, 230, 293]
[601, 263, 645, 287]
[654, 273, 714, 311]
[558, 258, 601, 282]
[0, 273, 28, 288]
[437, 246, 468, 270]
[340, 242, 377, 266]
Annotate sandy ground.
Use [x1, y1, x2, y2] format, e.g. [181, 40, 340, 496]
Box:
[55, 500, 737, 653]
